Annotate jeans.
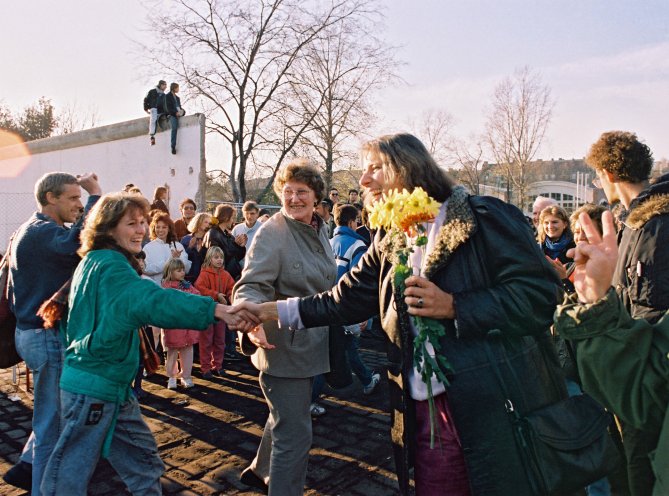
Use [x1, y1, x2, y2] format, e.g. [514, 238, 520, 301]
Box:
[169, 115, 179, 150]
[41, 391, 164, 496]
[148, 108, 159, 136]
[345, 334, 372, 386]
[14, 326, 63, 495]
[565, 379, 611, 496]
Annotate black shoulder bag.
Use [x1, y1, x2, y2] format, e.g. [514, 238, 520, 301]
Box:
[1, 234, 21, 369]
[484, 331, 621, 495]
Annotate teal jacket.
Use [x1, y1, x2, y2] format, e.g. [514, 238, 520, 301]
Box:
[61, 249, 217, 403]
[554, 289, 669, 495]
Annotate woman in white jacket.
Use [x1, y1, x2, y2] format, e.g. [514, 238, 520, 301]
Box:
[143, 212, 191, 285]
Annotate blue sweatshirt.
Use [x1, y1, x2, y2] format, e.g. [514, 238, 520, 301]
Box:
[9, 195, 99, 329]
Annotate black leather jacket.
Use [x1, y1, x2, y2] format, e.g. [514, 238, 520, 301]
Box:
[298, 187, 563, 495]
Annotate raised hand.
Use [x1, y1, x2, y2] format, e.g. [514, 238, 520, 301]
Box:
[545, 256, 568, 280]
[569, 211, 618, 303]
[76, 172, 102, 196]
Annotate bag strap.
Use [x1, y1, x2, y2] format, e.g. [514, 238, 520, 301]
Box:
[1, 232, 17, 300]
[484, 332, 522, 420]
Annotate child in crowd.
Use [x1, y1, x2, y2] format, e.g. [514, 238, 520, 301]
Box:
[161, 258, 201, 389]
[195, 246, 234, 379]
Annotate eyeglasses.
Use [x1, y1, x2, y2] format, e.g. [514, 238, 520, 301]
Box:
[282, 189, 312, 199]
[592, 177, 602, 189]
[182, 205, 195, 210]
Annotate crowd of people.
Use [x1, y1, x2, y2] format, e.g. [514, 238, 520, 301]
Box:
[2, 128, 667, 496]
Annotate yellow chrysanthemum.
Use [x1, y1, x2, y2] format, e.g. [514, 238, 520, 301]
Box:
[367, 187, 440, 233]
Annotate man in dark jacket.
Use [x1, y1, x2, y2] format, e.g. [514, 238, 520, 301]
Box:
[586, 130, 668, 496]
[143, 79, 167, 145]
[165, 82, 185, 154]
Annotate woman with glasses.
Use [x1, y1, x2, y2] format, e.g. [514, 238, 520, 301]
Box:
[233, 160, 337, 495]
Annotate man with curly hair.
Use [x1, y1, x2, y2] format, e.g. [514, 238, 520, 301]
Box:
[586, 130, 667, 496]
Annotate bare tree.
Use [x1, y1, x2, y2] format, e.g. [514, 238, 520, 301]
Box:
[142, 0, 374, 202]
[485, 66, 554, 208]
[288, 9, 400, 191]
[56, 101, 99, 135]
[452, 136, 485, 195]
[410, 108, 455, 165]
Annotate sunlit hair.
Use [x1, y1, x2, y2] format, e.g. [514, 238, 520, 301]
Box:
[78, 193, 150, 271]
[361, 133, 454, 202]
[569, 204, 607, 238]
[585, 131, 653, 183]
[162, 257, 186, 281]
[273, 159, 325, 203]
[153, 186, 168, 202]
[538, 205, 572, 243]
[149, 212, 178, 243]
[187, 212, 211, 234]
[213, 204, 236, 228]
[202, 246, 225, 268]
[34, 172, 78, 207]
[242, 200, 259, 212]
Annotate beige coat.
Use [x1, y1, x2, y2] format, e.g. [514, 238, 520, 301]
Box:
[233, 211, 337, 378]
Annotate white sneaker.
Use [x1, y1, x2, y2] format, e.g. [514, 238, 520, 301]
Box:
[310, 403, 326, 417]
[181, 377, 194, 389]
[363, 372, 381, 395]
[167, 377, 178, 390]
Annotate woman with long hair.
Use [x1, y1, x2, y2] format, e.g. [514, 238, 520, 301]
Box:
[40, 193, 256, 495]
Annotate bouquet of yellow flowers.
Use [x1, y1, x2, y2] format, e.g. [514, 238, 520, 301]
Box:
[367, 187, 453, 446]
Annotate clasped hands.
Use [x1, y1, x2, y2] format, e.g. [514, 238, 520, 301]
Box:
[216, 301, 277, 349]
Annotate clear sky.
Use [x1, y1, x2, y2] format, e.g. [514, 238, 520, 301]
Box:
[2, 0, 668, 172]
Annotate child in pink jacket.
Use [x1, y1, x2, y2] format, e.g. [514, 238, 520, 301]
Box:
[161, 258, 201, 389]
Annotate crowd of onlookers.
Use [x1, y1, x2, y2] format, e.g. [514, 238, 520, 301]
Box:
[3, 129, 668, 496]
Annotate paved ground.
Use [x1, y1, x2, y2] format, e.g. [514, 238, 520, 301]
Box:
[0, 332, 411, 495]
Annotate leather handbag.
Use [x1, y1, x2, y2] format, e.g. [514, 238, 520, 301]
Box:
[139, 326, 161, 375]
[0, 234, 21, 369]
[485, 331, 621, 495]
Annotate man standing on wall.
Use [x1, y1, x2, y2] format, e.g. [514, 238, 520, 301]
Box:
[165, 82, 186, 155]
[4, 172, 101, 494]
[143, 80, 167, 146]
[585, 130, 669, 496]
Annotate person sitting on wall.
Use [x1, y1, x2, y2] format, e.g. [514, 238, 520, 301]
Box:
[165, 82, 186, 155]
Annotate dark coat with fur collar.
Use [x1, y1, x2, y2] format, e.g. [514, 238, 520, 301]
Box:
[614, 174, 669, 325]
[298, 187, 563, 495]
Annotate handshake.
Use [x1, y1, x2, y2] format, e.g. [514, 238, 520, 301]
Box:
[214, 300, 279, 350]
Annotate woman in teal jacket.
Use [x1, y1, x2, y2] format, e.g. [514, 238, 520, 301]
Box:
[41, 192, 257, 496]
[554, 210, 668, 495]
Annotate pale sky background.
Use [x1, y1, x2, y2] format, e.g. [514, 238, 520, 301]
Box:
[2, 0, 668, 173]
